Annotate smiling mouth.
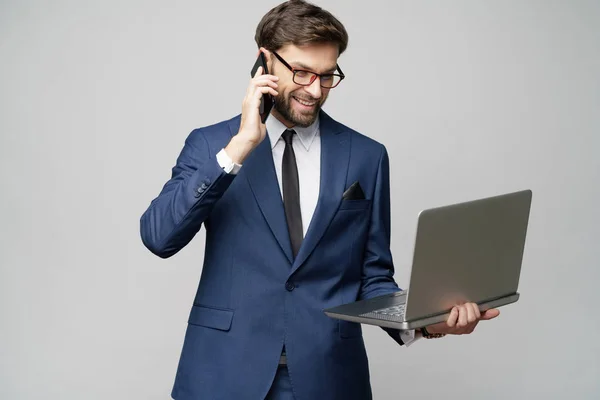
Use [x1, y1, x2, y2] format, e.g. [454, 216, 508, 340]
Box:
[292, 96, 318, 107]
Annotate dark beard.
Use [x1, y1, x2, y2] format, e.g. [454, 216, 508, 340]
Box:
[274, 92, 323, 128]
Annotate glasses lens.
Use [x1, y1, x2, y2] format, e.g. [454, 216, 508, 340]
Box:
[320, 74, 342, 88]
[293, 71, 342, 88]
[293, 70, 315, 85]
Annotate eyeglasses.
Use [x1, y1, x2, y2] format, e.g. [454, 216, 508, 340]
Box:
[272, 51, 345, 89]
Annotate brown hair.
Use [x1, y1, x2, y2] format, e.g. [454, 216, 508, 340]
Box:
[255, 0, 349, 55]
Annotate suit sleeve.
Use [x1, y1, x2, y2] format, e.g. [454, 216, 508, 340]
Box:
[358, 145, 406, 345]
[140, 129, 236, 258]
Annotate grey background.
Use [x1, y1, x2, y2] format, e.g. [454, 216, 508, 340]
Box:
[1, 0, 598, 399]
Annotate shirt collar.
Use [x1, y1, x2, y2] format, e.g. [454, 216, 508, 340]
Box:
[266, 113, 320, 151]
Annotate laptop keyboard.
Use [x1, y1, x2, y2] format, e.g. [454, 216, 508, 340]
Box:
[359, 304, 406, 322]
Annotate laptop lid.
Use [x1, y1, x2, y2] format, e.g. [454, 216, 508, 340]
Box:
[403, 190, 532, 321]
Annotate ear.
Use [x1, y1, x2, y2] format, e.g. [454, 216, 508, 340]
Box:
[260, 47, 274, 70]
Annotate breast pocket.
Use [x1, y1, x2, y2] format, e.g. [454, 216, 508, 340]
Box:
[338, 199, 372, 211]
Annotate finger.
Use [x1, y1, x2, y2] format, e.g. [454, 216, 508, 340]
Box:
[466, 303, 476, 324]
[255, 86, 278, 98]
[447, 307, 459, 328]
[247, 73, 279, 99]
[248, 87, 278, 107]
[250, 75, 279, 91]
[252, 74, 279, 83]
[247, 78, 279, 99]
[469, 304, 481, 333]
[251, 77, 279, 89]
[457, 305, 468, 328]
[253, 66, 263, 79]
[481, 308, 500, 320]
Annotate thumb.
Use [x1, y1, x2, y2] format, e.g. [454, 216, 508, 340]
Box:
[481, 308, 500, 320]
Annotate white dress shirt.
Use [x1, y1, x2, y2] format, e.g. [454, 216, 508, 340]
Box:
[265, 115, 321, 237]
[216, 115, 419, 346]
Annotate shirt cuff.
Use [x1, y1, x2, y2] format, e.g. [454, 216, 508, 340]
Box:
[401, 329, 422, 347]
[216, 148, 242, 175]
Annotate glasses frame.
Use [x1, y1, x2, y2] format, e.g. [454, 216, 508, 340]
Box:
[271, 51, 345, 89]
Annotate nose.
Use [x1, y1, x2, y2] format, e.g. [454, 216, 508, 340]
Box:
[304, 77, 322, 99]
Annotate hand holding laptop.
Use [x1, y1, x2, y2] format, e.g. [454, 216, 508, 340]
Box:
[424, 302, 500, 337]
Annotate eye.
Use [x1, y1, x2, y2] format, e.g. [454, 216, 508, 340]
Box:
[295, 70, 309, 78]
[321, 75, 334, 82]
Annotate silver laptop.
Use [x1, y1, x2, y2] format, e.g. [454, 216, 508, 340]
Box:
[324, 189, 532, 330]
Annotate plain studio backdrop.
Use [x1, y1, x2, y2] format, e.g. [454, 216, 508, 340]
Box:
[1, 0, 599, 399]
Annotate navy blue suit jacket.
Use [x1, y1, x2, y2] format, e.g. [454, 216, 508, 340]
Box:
[140, 111, 403, 400]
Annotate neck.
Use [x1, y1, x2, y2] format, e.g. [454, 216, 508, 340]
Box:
[271, 109, 295, 129]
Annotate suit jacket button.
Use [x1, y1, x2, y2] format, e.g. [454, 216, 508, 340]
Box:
[285, 282, 295, 292]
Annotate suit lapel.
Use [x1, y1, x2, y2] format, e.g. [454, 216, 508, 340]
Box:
[228, 117, 294, 264]
[290, 111, 349, 275]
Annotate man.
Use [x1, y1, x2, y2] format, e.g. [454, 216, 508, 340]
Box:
[140, 1, 500, 399]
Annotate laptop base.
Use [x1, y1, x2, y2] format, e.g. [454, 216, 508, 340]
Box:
[324, 292, 520, 330]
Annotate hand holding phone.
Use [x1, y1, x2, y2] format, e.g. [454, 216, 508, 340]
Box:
[250, 52, 275, 123]
[225, 50, 279, 165]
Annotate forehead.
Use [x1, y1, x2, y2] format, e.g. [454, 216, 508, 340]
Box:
[276, 43, 339, 72]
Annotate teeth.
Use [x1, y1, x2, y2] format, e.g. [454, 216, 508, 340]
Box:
[294, 97, 316, 106]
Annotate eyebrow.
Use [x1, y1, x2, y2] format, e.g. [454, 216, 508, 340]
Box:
[291, 61, 338, 74]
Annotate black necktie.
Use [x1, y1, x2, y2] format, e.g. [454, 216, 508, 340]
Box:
[282, 129, 303, 258]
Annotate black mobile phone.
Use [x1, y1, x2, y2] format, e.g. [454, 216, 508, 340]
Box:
[250, 52, 274, 123]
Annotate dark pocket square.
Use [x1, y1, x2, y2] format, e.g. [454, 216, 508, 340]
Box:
[342, 181, 366, 200]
